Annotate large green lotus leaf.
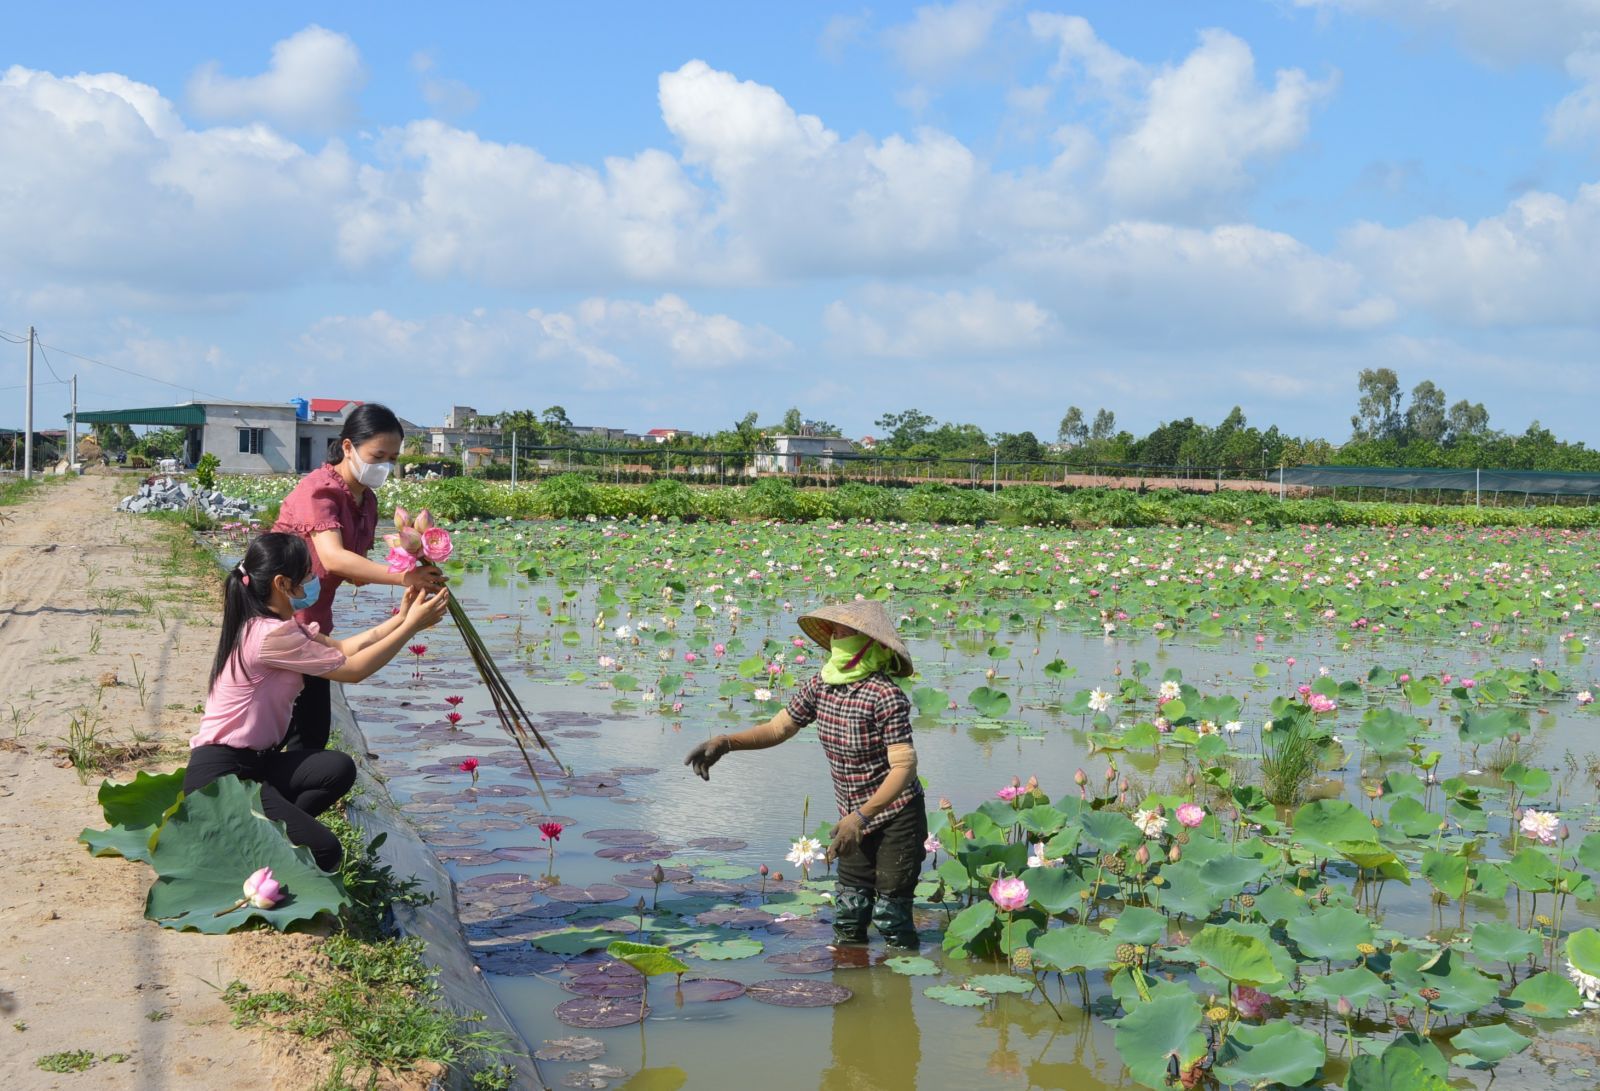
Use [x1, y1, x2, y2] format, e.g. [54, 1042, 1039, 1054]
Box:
[1213, 1020, 1325, 1088]
[607, 941, 688, 978]
[1291, 800, 1378, 856]
[1388, 948, 1497, 1015]
[1345, 1046, 1450, 1091]
[924, 984, 990, 1007]
[1298, 965, 1389, 1007]
[1287, 906, 1375, 962]
[1449, 1024, 1531, 1065]
[968, 973, 1035, 995]
[1108, 906, 1165, 946]
[1198, 853, 1269, 898]
[1154, 860, 1225, 919]
[143, 777, 349, 934]
[1568, 927, 1600, 978]
[1458, 708, 1522, 746]
[1420, 850, 1470, 900]
[687, 938, 763, 960]
[1021, 866, 1087, 913]
[1078, 811, 1142, 852]
[884, 955, 939, 976]
[1249, 883, 1308, 925]
[1501, 848, 1556, 893]
[1468, 921, 1542, 965]
[1112, 990, 1206, 1091]
[1385, 797, 1442, 839]
[98, 768, 185, 827]
[1579, 832, 1600, 874]
[969, 686, 1011, 718]
[1357, 708, 1422, 758]
[1505, 970, 1580, 1019]
[1030, 924, 1118, 973]
[1188, 925, 1283, 988]
[80, 822, 164, 865]
[1016, 805, 1069, 839]
[944, 900, 996, 944]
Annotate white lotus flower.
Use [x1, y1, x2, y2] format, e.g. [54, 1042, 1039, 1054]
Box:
[1520, 808, 1560, 845]
[1158, 680, 1181, 701]
[1223, 720, 1243, 734]
[1088, 689, 1112, 713]
[753, 688, 773, 702]
[786, 837, 825, 871]
[1132, 808, 1168, 838]
[1568, 958, 1600, 1007]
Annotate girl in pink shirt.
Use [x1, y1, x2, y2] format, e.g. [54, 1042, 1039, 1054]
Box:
[185, 531, 449, 871]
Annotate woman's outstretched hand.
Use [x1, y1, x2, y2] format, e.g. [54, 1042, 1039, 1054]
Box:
[403, 563, 448, 592]
[684, 736, 730, 781]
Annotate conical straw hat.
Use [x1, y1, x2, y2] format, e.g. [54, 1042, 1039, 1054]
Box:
[797, 599, 914, 678]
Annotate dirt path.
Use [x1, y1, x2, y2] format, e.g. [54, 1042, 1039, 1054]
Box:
[0, 473, 293, 1090]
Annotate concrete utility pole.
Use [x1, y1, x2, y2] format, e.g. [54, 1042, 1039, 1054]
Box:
[991, 446, 999, 495]
[23, 326, 35, 480]
[70, 374, 78, 469]
[511, 430, 517, 486]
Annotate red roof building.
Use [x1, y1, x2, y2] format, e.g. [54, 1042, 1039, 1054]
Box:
[309, 398, 361, 415]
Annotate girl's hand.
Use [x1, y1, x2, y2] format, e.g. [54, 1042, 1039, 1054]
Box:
[399, 584, 423, 612]
[402, 564, 448, 592]
[405, 588, 450, 632]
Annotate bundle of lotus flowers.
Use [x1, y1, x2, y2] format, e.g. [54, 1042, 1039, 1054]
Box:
[386, 506, 558, 805]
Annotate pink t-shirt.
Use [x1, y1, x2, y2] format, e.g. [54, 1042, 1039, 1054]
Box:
[272, 464, 378, 634]
[190, 617, 348, 750]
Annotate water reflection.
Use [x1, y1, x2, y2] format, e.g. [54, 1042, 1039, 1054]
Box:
[822, 963, 920, 1091]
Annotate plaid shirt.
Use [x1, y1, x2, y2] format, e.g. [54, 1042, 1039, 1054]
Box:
[787, 671, 921, 833]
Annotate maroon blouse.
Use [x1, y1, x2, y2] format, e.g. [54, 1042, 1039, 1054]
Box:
[272, 464, 379, 633]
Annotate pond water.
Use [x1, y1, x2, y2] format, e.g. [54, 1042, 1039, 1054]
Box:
[322, 520, 1600, 1090]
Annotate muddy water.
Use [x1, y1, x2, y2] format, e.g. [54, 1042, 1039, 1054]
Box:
[333, 568, 1600, 1090]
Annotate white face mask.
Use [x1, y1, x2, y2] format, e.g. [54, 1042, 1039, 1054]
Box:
[347, 447, 393, 488]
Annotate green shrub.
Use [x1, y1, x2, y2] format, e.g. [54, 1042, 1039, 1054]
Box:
[537, 473, 598, 519]
[741, 478, 801, 520]
[831, 482, 901, 521]
[642, 478, 695, 519]
[193, 453, 221, 491]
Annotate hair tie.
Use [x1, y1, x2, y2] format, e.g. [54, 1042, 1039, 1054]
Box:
[236, 563, 250, 587]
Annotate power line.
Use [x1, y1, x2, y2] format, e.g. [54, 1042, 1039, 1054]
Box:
[0, 326, 228, 401]
[34, 341, 65, 384]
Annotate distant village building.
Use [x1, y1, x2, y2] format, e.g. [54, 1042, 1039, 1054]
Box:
[857, 435, 878, 450]
[645, 428, 692, 443]
[571, 425, 634, 442]
[755, 434, 858, 474]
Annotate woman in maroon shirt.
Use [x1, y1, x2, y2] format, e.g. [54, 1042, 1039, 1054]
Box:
[273, 403, 446, 751]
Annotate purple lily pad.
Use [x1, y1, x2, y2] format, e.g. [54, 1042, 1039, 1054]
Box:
[474, 945, 567, 976]
[676, 881, 749, 898]
[458, 817, 521, 833]
[694, 907, 775, 929]
[436, 849, 505, 867]
[764, 917, 834, 942]
[556, 729, 601, 739]
[674, 977, 747, 1003]
[612, 867, 692, 887]
[554, 996, 647, 1028]
[545, 883, 631, 904]
[745, 979, 853, 1008]
[686, 837, 749, 852]
[421, 832, 484, 848]
[594, 845, 674, 863]
[581, 828, 659, 845]
[399, 802, 454, 815]
[608, 766, 660, 776]
[763, 944, 887, 974]
[492, 846, 554, 863]
[563, 963, 646, 997]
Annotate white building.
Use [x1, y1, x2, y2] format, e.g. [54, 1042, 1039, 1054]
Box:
[754, 434, 858, 474]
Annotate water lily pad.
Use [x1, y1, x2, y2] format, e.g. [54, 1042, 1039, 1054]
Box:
[686, 837, 748, 852]
[595, 845, 675, 862]
[885, 955, 940, 976]
[923, 984, 991, 1007]
[546, 883, 631, 904]
[745, 979, 853, 1007]
[564, 969, 647, 997]
[535, 1036, 606, 1062]
[554, 995, 647, 1028]
[694, 907, 771, 929]
[673, 977, 746, 1002]
[583, 828, 659, 844]
[688, 938, 764, 961]
[1449, 1024, 1531, 1065]
[967, 974, 1034, 995]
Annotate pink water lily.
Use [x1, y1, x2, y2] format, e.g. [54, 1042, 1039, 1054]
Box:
[989, 876, 1030, 912]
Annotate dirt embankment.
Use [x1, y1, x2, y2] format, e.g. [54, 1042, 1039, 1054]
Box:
[0, 474, 320, 1089]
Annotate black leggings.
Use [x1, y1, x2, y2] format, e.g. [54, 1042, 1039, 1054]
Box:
[282, 674, 332, 752]
[184, 745, 356, 871]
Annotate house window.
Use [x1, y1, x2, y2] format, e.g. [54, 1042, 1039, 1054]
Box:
[237, 427, 265, 455]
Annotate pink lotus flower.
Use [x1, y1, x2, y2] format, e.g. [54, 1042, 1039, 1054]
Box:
[414, 509, 434, 533]
[421, 527, 453, 563]
[447, 711, 463, 727]
[1461, 678, 1475, 689]
[539, 821, 564, 842]
[445, 695, 465, 706]
[996, 785, 1021, 802]
[1233, 985, 1271, 1019]
[1286, 657, 1296, 667]
[713, 643, 726, 656]
[243, 867, 282, 909]
[387, 547, 420, 574]
[684, 652, 698, 663]
[408, 644, 428, 658]
[458, 757, 479, 785]
[1307, 694, 1337, 714]
[1176, 803, 1206, 828]
[989, 876, 1030, 912]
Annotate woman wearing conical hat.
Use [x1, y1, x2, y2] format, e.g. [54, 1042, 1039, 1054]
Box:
[685, 600, 926, 948]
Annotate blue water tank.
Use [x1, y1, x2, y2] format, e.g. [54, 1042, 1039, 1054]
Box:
[289, 397, 310, 421]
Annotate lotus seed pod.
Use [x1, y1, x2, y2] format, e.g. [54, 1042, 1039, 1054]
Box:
[1114, 943, 1137, 965]
[1239, 894, 1255, 908]
[1205, 1006, 1230, 1023]
[1356, 943, 1377, 957]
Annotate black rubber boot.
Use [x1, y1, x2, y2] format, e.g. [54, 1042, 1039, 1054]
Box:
[874, 895, 919, 948]
[832, 885, 874, 944]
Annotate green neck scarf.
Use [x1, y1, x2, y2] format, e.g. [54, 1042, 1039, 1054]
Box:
[821, 634, 895, 685]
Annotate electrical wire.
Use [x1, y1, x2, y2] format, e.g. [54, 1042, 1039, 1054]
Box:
[0, 326, 229, 401]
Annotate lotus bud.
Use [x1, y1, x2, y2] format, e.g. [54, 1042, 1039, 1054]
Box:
[759, 863, 770, 876]
[1336, 996, 1353, 1017]
[1119, 777, 1130, 794]
[1025, 775, 1038, 793]
[399, 527, 423, 554]
[1118, 791, 1128, 807]
[1167, 844, 1182, 864]
[1561, 825, 1571, 841]
[1104, 765, 1117, 783]
[939, 797, 954, 812]
[1011, 775, 1022, 788]
[1135, 844, 1150, 867]
[414, 509, 433, 533]
[652, 863, 667, 885]
[243, 866, 282, 909]
[1074, 769, 1088, 787]
[771, 872, 783, 883]
[1510, 731, 1522, 744]
[1185, 770, 1197, 787]
[393, 506, 410, 530]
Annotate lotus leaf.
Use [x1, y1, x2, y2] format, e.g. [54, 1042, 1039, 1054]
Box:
[1111, 990, 1206, 1091]
[1212, 1020, 1325, 1088]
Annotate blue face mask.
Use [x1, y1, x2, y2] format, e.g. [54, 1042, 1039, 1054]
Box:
[290, 575, 321, 611]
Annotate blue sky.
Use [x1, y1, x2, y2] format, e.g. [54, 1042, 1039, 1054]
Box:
[5, 2, 1600, 443]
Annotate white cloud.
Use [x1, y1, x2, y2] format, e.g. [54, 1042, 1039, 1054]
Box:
[819, 11, 872, 62]
[1549, 47, 1600, 144]
[188, 25, 366, 132]
[0, 65, 357, 306]
[411, 51, 479, 119]
[1028, 12, 1145, 101]
[1101, 30, 1333, 217]
[298, 295, 786, 397]
[658, 60, 986, 277]
[1291, 0, 1600, 67]
[1342, 184, 1600, 325]
[884, 0, 1012, 79]
[824, 286, 1053, 358]
[1013, 220, 1394, 335]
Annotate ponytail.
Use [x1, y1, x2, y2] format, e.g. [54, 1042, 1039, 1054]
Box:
[210, 532, 312, 691]
[328, 403, 403, 465]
